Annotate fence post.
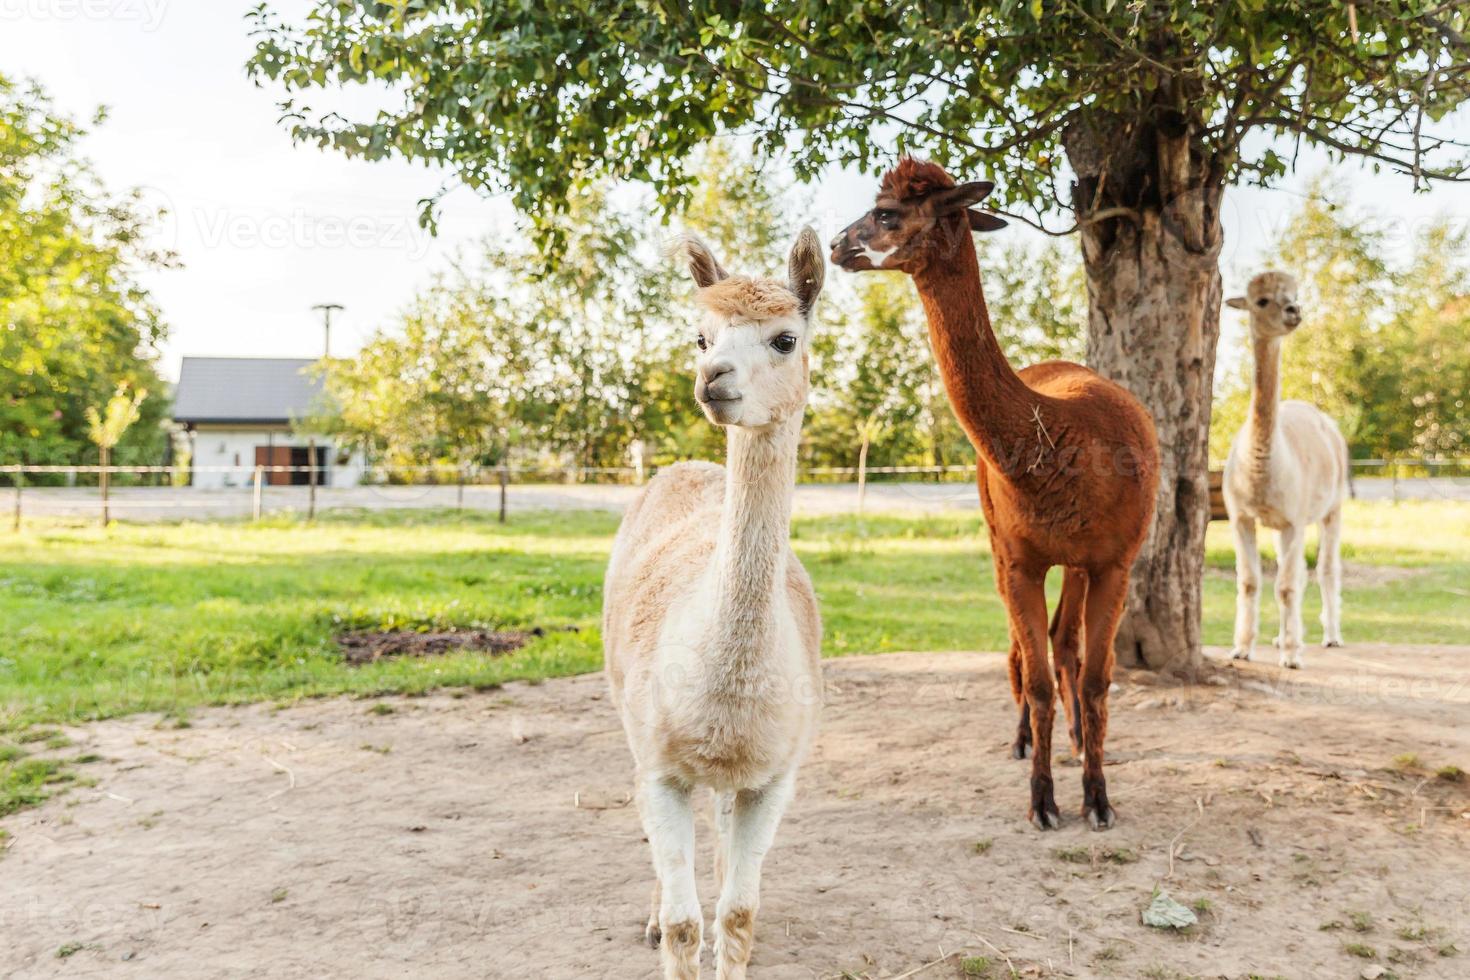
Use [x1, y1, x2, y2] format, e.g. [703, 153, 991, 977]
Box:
[457, 464, 465, 511]
[252, 465, 264, 521]
[498, 465, 508, 524]
[1391, 459, 1399, 503]
[307, 438, 318, 521]
[99, 448, 110, 527]
[10, 470, 20, 533]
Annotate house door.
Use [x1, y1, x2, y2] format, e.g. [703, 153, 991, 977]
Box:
[254, 446, 294, 486]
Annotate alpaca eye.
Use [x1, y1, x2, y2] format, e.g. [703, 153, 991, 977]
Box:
[1256, 297, 1270, 308]
[875, 210, 898, 229]
[696, 334, 707, 351]
[771, 333, 797, 354]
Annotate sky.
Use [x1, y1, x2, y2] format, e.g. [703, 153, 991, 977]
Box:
[2, 0, 1467, 382]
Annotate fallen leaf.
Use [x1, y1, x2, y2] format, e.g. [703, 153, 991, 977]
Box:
[1142, 892, 1198, 930]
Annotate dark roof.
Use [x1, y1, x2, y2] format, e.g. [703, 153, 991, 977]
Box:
[173, 357, 325, 425]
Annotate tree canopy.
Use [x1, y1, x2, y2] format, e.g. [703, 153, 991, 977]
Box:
[247, 2, 1470, 232]
[0, 75, 173, 469]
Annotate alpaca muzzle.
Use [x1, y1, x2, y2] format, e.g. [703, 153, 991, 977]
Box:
[829, 224, 869, 270]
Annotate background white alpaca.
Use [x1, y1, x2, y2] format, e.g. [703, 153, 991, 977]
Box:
[602, 229, 825, 980]
[1223, 271, 1350, 669]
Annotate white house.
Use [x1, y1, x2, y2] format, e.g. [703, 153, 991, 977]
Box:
[173, 357, 365, 490]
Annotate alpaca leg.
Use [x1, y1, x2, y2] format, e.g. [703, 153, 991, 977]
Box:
[639, 775, 702, 979]
[1230, 515, 1261, 660]
[1049, 568, 1088, 757]
[995, 552, 1031, 760]
[1000, 565, 1059, 830]
[714, 772, 796, 980]
[645, 879, 662, 948]
[1274, 524, 1308, 669]
[1079, 565, 1126, 830]
[1007, 638, 1031, 759]
[713, 790, 735, 894]
[1318, 507, 1344, 647]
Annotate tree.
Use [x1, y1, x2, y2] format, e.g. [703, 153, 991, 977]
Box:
[1392, 223, 1470, 458]
[247, 3, 1470, 669]
[0, 75, 173, 472]
[319, 250, 542, 475]
[86, 383, 147, 525]
[977, 237, 1088, 365]
[807, 273, 948, 472]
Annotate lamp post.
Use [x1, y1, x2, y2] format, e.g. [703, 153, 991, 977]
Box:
[311, 302, 344, 358]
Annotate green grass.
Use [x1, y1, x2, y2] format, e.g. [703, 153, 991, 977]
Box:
[1, 500, 1467, 740]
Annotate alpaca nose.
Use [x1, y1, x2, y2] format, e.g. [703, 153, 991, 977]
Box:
[697, 359, 739, 402]
[701, 360, 734, 387]
[830, 222, 864, 261]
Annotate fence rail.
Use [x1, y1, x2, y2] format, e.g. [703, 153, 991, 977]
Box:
[2, 458, 1467, 528]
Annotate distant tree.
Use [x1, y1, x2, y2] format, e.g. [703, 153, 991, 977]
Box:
[0, 75, 173, 471]
[807, 274, 946, 471]
[85, 383, 147, 524]
[1394, 223, 1470, 458]
[318, 249, 540, 474]
[978, 237, 1088, 365]
[248, 1, 1470, 668]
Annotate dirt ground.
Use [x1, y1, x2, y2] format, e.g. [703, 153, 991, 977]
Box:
[4, 645, 1468, 980]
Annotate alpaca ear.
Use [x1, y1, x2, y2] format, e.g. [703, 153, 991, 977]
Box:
[787, 226, 825, 318]
[1225, 295, 1247, 310]
[929, 180, 995, 215]
[669, 233, 728, 288]
[967, 209, 1008, 233]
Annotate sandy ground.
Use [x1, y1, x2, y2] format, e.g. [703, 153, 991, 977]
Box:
[13, 475, 1468, 522]
[4, 645, 1469, 979]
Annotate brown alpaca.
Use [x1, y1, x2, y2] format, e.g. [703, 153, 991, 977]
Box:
[831, 159, 1160, 830]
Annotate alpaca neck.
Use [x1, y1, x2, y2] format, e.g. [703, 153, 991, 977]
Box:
[708, 414, 800, 672]
[1246, 333, 1282, 471]
[911, 238, 1036, 476]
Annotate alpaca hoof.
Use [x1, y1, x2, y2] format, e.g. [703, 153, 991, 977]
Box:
[644, 918, 661, 948]
[1029, 807, 1062, 831]
[1278, 654, 1303, 670]
[1011, 740, 1032, 760]
[1230, 647, 1252, 661]
[1322, 638, 1343, 648]
[1086, 806, 1117, 831]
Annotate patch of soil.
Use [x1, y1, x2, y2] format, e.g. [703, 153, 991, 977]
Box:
[4, 644, 1468, 979]
[335, 627, 544, 665]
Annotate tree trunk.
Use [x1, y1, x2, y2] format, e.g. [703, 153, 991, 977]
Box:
[1066, 110, 1224, 675]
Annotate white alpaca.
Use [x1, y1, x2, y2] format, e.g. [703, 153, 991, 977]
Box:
[1223, 271, 1350, 669]
[603, 229, 825, 980]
